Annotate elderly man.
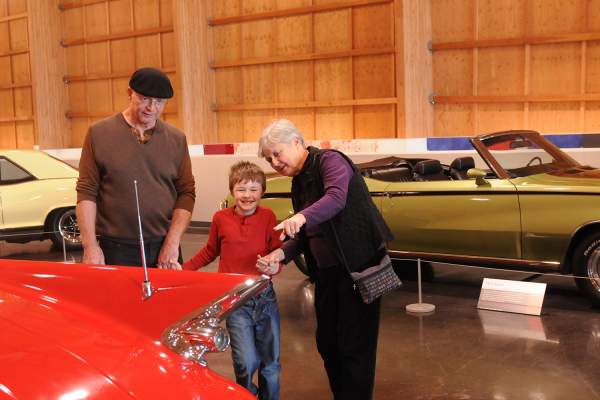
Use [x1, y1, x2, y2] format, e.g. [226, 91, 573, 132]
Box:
[76, 67, 195, 269]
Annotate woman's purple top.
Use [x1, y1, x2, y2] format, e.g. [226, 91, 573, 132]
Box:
[281, 151, 353, 268]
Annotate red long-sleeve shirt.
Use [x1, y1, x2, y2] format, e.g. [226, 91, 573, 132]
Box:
[183, 206, 282, 275]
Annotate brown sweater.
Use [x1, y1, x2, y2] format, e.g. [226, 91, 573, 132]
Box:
[76, 113, 196, 240]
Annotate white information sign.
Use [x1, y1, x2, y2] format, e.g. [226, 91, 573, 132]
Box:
[477, 278, 547, 316]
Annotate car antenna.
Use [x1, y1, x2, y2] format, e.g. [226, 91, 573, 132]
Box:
[134, 180, 154, 300]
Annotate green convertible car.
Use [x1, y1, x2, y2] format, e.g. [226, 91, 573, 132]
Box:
[255, 130, 600, 306]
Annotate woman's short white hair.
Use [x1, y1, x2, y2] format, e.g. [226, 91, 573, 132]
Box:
[258, 119, 305, 157]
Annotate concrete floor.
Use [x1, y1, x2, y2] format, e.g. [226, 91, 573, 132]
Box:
[3, 232, 600, 400]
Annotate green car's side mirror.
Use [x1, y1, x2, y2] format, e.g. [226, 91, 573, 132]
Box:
[467, 168, 490, 186]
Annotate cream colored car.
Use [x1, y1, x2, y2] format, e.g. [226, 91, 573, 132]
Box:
[0, 150, 80, 249]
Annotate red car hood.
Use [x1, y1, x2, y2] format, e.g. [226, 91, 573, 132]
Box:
[0, 259, 256, 399]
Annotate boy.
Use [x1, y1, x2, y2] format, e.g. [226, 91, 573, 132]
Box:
[183, 161, 282, 400]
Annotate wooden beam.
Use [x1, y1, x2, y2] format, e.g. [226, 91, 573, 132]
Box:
[64, 67, 176, 83]
[209, 0, 392, 26]
[0, 82, 31, 90]
[433, 94, 600, 104]
[402, 0, 433, 137]
[212, 47, 394, 69]
[432, 31, 600, 51]
[28, 0, 71, 149]
[61, 26, 173, 47]
[0, 49, 29, 58]
[173, 0, 216, 145]
[0, 12, 27, 23]
[66, 110, 177, 119]
[214, 97, 398, 112]
[0, 116, 34, 123]
[394, 0, 405, 138]
[58, 0, 119, 11]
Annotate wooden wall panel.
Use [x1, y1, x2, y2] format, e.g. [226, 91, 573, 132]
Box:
[60, 0, 179, 146]
[353, 3, 393, 48]
[433, 50, 473, 96]
[433, 0, 600, 136]
[216, 68, 243, 104]
[584, 102, 600, 132]
[431, 0, 474, 42]
[477, 47, 525, 95]
[477, 103, 523, 134]
[242, 0, 277, 15]
[243, 111, 274, 141]
[527, 0, 585, 35]
[277, 108, 315, 139]
[8, 0, 26, 14]
[530, 43, 581, 95]
[15, 120, 33, 148]
[585, 41, 600, 93]
[0, 124, 17, 147]
[242, 65, 275, 103]
[13, 87, 31, 116]
[11, 52, 29, 83]
[354, 54, 394, 98]
[529, 102, 579, 132]
[213, 25, 241, 61]
[211, 0, 401, 142]
[316, 107, 353, 139]
[0, 22, 9, 53]
[354, 105, 395, 138]
[276, 15, 312, 55]
[314, 59, 352, 100]
[0, 57, 10, 85]
[314, 10, 351, 52]
[110, 39, 135, 72]
[477, 0, 526, 40]
[211, 0, 241, 19]
[0, 89, 14, 117]
[135, 34, 162, 67]
[9, 18, 27, 50]
[241, 20, 274, 58]
[0, 1, 32, 148]
[217, 111, 244, 143]
[276, 61, 313, 101]
[109, 0, 133, 33]
[434, 104, 473, 136]
[587, 0, 600, 31]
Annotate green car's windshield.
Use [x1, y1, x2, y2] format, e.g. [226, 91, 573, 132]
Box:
[479, 133, 580, 178]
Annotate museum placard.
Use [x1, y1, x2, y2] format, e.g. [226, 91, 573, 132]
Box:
[477, 278, 547, 316]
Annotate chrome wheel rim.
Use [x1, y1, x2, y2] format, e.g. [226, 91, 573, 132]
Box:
[58, 209, 81, 245]
[587, 247, 600, 292]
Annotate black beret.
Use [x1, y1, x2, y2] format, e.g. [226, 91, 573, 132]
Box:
[129, 67, 173, 99]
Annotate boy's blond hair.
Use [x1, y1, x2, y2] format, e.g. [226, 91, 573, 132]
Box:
[229, 161, 267, 192]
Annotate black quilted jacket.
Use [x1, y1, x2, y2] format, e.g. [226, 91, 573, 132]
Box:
[291, 147, 393, 274]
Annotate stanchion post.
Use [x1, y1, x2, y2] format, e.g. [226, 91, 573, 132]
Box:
[62, 233, 67, 263]
[406, 258, 436, 314]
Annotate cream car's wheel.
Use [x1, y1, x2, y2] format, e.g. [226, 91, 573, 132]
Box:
[49, 208, 81, 250]
[573, 232, 600, 307]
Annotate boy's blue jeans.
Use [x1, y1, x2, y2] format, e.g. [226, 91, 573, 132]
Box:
[226, 282, 281, 400]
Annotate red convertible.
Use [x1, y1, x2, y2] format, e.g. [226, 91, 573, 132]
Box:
[0, 259, 268, 399]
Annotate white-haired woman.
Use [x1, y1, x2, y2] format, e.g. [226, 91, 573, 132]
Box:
[257, 119, 393, 400]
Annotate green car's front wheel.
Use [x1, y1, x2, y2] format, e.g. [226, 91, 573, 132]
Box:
[573, 231, 600, 307]
[294, 254, 310, 277]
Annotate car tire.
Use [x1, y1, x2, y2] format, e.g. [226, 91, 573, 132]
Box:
[48, 208, 82, 250]
[573, 232, 600, 307]
[294, 254, 310, 277]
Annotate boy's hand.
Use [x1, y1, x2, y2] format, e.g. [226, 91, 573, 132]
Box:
[257, 250, 284, 275]
[274, 213, 306, 240]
